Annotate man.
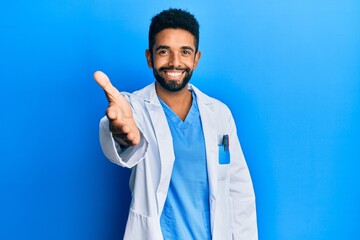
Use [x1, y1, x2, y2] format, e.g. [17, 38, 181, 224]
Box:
[95, 8, 257, 240]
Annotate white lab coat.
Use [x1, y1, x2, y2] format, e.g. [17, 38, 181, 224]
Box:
[99, 83, 258, 240]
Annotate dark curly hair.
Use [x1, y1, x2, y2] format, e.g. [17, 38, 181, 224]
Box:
[148, 8, 200, 53]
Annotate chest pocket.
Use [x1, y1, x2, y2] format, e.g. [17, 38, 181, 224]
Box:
[216, 134, 230, 180]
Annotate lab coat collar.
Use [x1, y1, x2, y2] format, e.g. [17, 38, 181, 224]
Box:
[192, 85, 219, 201]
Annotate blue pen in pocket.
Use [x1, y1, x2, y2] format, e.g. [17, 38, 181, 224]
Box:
[218, 134, 230, 164]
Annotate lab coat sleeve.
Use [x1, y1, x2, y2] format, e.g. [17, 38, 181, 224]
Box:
[228, 114, 258, 239]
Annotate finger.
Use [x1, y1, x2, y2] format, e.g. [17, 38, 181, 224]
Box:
[114, 133, 140, 147]
[94, 71, 121, 102]
[113, 135, 130, 147]
[128, 133, 140, 145]
[106, 102, 128, 121]
[106, 108, 118, 121]
[109, 123, 129, 135]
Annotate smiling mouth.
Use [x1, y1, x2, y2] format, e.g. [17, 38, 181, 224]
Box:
[164, 70, 185, 80]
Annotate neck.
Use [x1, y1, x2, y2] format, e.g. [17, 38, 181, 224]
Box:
[155, 82, 192, 121]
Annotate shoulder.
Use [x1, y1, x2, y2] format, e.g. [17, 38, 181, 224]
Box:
[132, 82, 156, 101]
[120, 82, 157, 108]
[191, 84, 232, 116]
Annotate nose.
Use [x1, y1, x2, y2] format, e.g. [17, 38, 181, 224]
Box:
[168, 53, 181, 67]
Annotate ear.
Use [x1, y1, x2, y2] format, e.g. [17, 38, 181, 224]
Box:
[145, 49, 153, 68]
[193, 51, 201, 70]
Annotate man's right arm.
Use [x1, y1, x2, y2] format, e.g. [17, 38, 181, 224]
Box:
[95, 71, 147, 168]
[99, 115, 148, 168]
[94, 71, 140, 147]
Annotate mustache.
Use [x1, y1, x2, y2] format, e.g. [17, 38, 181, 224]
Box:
[159, 67, 190, 73]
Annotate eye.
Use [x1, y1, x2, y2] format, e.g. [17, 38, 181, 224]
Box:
[158, 49, 169, 55]
[182, 50, 192, 55]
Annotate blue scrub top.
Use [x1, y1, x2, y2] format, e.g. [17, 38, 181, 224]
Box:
[159, 91, 211, 240]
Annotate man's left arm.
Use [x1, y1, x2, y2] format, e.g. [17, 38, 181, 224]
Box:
[228, 114, 258, 239]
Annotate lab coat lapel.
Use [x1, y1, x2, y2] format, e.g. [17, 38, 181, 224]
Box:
[191, 85, 218, 200]
[138, 83, 175, 212]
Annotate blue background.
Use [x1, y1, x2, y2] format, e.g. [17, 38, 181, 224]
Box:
[1, 0, 359, 239]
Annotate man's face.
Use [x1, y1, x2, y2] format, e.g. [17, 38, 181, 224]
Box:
[146, 28, 201, 92]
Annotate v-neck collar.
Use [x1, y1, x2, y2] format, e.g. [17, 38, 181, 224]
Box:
[159, 91, 199, 129]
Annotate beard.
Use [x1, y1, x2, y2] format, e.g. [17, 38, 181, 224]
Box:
[153, 66, 193, 92]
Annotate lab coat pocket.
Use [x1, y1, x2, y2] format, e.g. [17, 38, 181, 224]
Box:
[217, 146, 230, 181]
[125, 208, 158, 240]
[218, 145, 230, 165]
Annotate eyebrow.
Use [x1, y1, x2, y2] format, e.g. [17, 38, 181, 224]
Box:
[155, 45, 195, 52]
[155, 45, 170, 51]
[181, 46, 195, 52]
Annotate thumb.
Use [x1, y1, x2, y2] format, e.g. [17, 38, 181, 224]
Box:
[94, 71, 121, 102]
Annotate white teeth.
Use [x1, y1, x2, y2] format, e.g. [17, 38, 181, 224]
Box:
[166, 71, 182, 77]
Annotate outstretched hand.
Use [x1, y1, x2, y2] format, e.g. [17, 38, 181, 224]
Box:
[94, 71, 140, 146]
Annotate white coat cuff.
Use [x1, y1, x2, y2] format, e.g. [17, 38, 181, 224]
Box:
[99, 117, 148, 168]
